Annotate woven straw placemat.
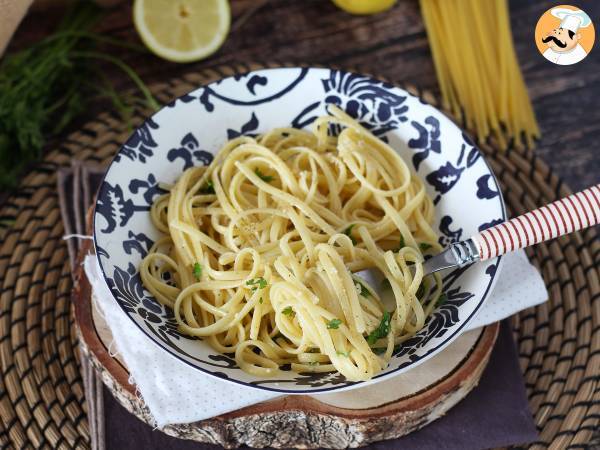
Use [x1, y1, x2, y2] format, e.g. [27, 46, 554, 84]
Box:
[0, 63, 597, 450]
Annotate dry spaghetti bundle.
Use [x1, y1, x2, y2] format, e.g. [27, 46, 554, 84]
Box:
[420, 0, 540, 149]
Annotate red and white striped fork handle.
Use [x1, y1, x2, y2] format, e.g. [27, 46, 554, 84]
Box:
[471, 184, 600, 261]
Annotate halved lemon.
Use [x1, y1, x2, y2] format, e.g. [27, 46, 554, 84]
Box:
[133, 0, 230, 63]
[332, 0, 397, 15]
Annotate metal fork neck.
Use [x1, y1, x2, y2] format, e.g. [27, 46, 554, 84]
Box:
[450, 239, 480, 267]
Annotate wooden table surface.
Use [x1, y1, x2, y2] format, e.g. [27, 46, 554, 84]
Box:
[7, 0, 600, 195]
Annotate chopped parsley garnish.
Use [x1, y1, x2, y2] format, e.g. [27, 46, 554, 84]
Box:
[282, 306, 295, 316]
[397, 235, 406, 252]
[255, 168, 274, 183]
[200, 180, 215, 194]
[419, 242, 433, 252]
[259, 297, 263, 304]
[435, 293, 448, 308]
[354, 278, 370, 297]
[367, 311, 392, 345]
[246, 277, 267, 291]
[374, 345, 402, 355]
[336, 350, 350, 357]
[343, 224, 357, 245]
[326, 318, 342, 329]
[192, 262, 202, 281]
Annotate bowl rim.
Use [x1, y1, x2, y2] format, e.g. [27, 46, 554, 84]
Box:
[93, 65, 507, 394]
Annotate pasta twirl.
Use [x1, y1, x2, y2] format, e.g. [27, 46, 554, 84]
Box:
[140, 106, 442, 382]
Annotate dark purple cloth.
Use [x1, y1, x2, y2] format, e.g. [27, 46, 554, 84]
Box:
[61, 165, 538, 449]
[102, 321, 537, 450]
[368, 321, 538, 450]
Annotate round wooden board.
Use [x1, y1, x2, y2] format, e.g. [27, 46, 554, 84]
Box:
[73, 229, 499, 448]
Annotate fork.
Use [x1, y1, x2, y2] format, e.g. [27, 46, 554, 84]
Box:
[423, 184, 600, 275]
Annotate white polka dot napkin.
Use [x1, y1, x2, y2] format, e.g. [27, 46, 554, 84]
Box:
[463, 250, 547, 330]
[83, 249, 546, 427]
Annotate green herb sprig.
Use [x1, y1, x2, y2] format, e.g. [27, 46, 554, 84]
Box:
[326, 318, 342, 329]
[282, 306, 295, 316]
[435, 293, 448, 308]
[396, 235, 405, 252]
[354, 278, 370, 297]
[246, 277, 267, 291]
[192, 262, 202, 280]
[343, 224, 357, 245]
[254, 168, 274, 183]
[372, 344, 402, 355]
[367, 311, 391, 345]
[0, 4, 158, 189]
[199, 180, 216, 194]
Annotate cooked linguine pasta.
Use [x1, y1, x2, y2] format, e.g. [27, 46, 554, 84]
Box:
[140, 106, 443, 382]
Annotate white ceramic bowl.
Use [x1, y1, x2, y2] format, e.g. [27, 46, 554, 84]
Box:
[94, 67, 506, 393]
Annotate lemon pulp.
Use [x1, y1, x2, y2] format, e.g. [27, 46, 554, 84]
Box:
[133, 0, 230, 63]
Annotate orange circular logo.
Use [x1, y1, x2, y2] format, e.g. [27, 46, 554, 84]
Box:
[535, 5, 595, 65]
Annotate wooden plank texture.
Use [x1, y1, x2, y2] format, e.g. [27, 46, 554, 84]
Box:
[5, 0, 599, 195]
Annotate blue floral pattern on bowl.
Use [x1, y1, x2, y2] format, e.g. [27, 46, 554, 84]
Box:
[94, 67, 506, 394]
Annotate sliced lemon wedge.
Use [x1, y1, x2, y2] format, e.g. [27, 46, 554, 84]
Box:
[133, 0, 230, 63]
[332, 0, 396, 15]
